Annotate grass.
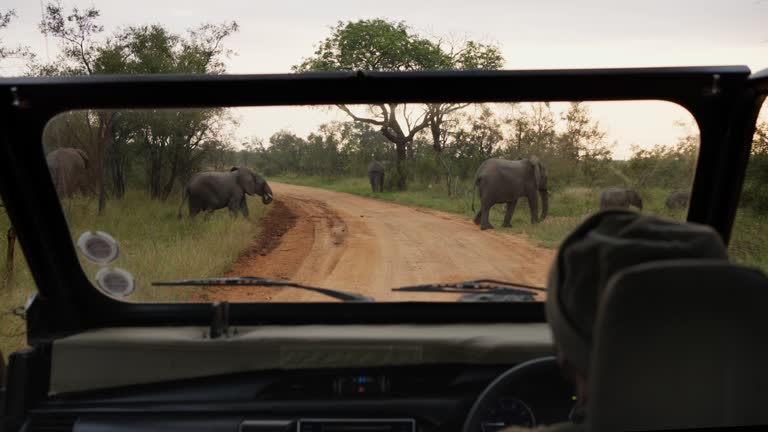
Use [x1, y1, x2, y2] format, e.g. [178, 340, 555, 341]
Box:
[0, 190, 270, 361]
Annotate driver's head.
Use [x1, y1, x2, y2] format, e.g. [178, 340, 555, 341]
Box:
[545, 210, 728, 397]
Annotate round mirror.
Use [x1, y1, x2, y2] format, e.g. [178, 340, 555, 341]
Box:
[77, 231, 120, 264]
[95, 267, 135, 297]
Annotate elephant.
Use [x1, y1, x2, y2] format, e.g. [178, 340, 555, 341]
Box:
[472, 157, 549, 231]
[600, 187, 643, 211]
[177, 166, 273, 219]
[367, 160, 385, 193]
[665, 190, 690, 209]
[46, 148, 92, 198]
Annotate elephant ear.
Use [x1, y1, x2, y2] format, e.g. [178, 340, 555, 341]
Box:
[236, 168, 258, 195]
[76, 149, 90, 168]
[530, 157, 543, 190]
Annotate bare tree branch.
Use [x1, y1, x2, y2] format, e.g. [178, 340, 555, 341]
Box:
[336, 104, 387, 126]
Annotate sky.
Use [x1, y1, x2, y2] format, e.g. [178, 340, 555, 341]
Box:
[1, 0, 767, 158]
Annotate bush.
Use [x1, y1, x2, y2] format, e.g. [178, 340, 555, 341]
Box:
[741, 154, 768, 212]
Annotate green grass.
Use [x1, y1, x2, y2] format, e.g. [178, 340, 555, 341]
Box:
[0, 190, 269, 361]
[729, 209, 768, 270]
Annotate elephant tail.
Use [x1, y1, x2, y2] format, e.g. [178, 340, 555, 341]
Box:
[177, 186, 189, 219]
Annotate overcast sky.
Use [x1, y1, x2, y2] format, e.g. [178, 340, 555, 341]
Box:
[2, 0, 767, 158]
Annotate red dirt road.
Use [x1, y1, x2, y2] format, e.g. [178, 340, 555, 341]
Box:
[202, 183, 555, 302]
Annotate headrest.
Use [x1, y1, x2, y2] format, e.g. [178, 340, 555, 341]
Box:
[545, 211, 727, 376]
[587, 260, 768, 431]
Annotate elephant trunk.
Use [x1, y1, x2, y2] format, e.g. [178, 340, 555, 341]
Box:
[540, 189, 549, 221]
[262, 183, 273, 205]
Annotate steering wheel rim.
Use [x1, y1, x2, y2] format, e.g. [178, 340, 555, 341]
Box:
[463, 356, 559, 432]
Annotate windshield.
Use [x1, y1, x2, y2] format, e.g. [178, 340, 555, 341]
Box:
[2, 0, 764, 309]
[41, 101, 700, 302]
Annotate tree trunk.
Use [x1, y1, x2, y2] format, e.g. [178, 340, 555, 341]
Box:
[96, 112, 114, 215]
[395, 142, 408, 191]
[406, 140, 414, 160]
[436, 152, 454, 197]
[4, 226, 16, 284]
[430, 115, 443, 153]
[109, 151, 126, 199]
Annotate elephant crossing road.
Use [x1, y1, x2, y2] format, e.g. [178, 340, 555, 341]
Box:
[472, 157, 549, 230]
[177, 166, 273, 219]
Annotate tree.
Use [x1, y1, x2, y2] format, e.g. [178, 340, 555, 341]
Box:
[294, 19, 503, 190]
[37, 2, 112, 213]
[436, 106, 504, 194]
[559, 103, 613, 186]
[626, 121, 698, 189]
[0, 9, 31, 64]
[751, 120, 768, 155]
[504, 103, 558, 159]
[101, 23, 238, 200]
[37, 3, 239, 203]
[741, 119, 768, 210]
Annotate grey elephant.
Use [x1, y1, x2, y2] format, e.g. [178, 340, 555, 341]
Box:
[600, 187, 643, 211]
[177, 166, 273, 219]
[367, 160, 385, 193]
[665, 190, 690, 209]
[46, 148, 92, 198]
[472, 157, 549, 230]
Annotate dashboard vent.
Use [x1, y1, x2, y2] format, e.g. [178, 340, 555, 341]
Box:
[26, 415, 77, 432]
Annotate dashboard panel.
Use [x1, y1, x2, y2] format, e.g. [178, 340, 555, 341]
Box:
[27, 363, 575, 432]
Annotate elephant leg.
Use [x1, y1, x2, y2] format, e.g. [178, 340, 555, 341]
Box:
[379, 174, 384, 192]
[239, 198, 250, 219]
[480, 201, 494, 230]
[502, 199, 519, 227]
[473, 211, 482, 225]
[528, 192, 540, 224]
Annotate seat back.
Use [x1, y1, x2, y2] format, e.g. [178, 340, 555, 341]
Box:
[587, 259, 768, 432]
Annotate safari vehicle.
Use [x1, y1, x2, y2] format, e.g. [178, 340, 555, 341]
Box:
[1, 66, 768, 432]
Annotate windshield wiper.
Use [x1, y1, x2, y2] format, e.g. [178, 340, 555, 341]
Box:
[391, 279, 546, 302]
[152, 276, 375, 302]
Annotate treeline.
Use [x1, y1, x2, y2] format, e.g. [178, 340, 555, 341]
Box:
[213, 103, 702, 196]
[6, 6, 768, 215]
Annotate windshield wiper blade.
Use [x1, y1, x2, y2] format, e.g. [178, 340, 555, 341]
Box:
[152, 276, 375, 302]
[391, 279, 546, 302]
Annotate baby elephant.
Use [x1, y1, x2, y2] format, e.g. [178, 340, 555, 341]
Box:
[600, 187, 643, 211]
[178, 166, 273, 219]
[665, 190, 690, 209]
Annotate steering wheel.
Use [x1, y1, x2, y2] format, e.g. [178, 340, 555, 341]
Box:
[463, 356, 561, 432]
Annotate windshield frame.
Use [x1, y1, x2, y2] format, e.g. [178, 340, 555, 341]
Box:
[0, 66, 761, 343]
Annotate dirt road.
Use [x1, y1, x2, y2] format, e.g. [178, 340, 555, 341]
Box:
[205, 183, 556, 302]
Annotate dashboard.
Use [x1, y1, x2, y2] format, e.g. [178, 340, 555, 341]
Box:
[26, 361, 576, 432]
